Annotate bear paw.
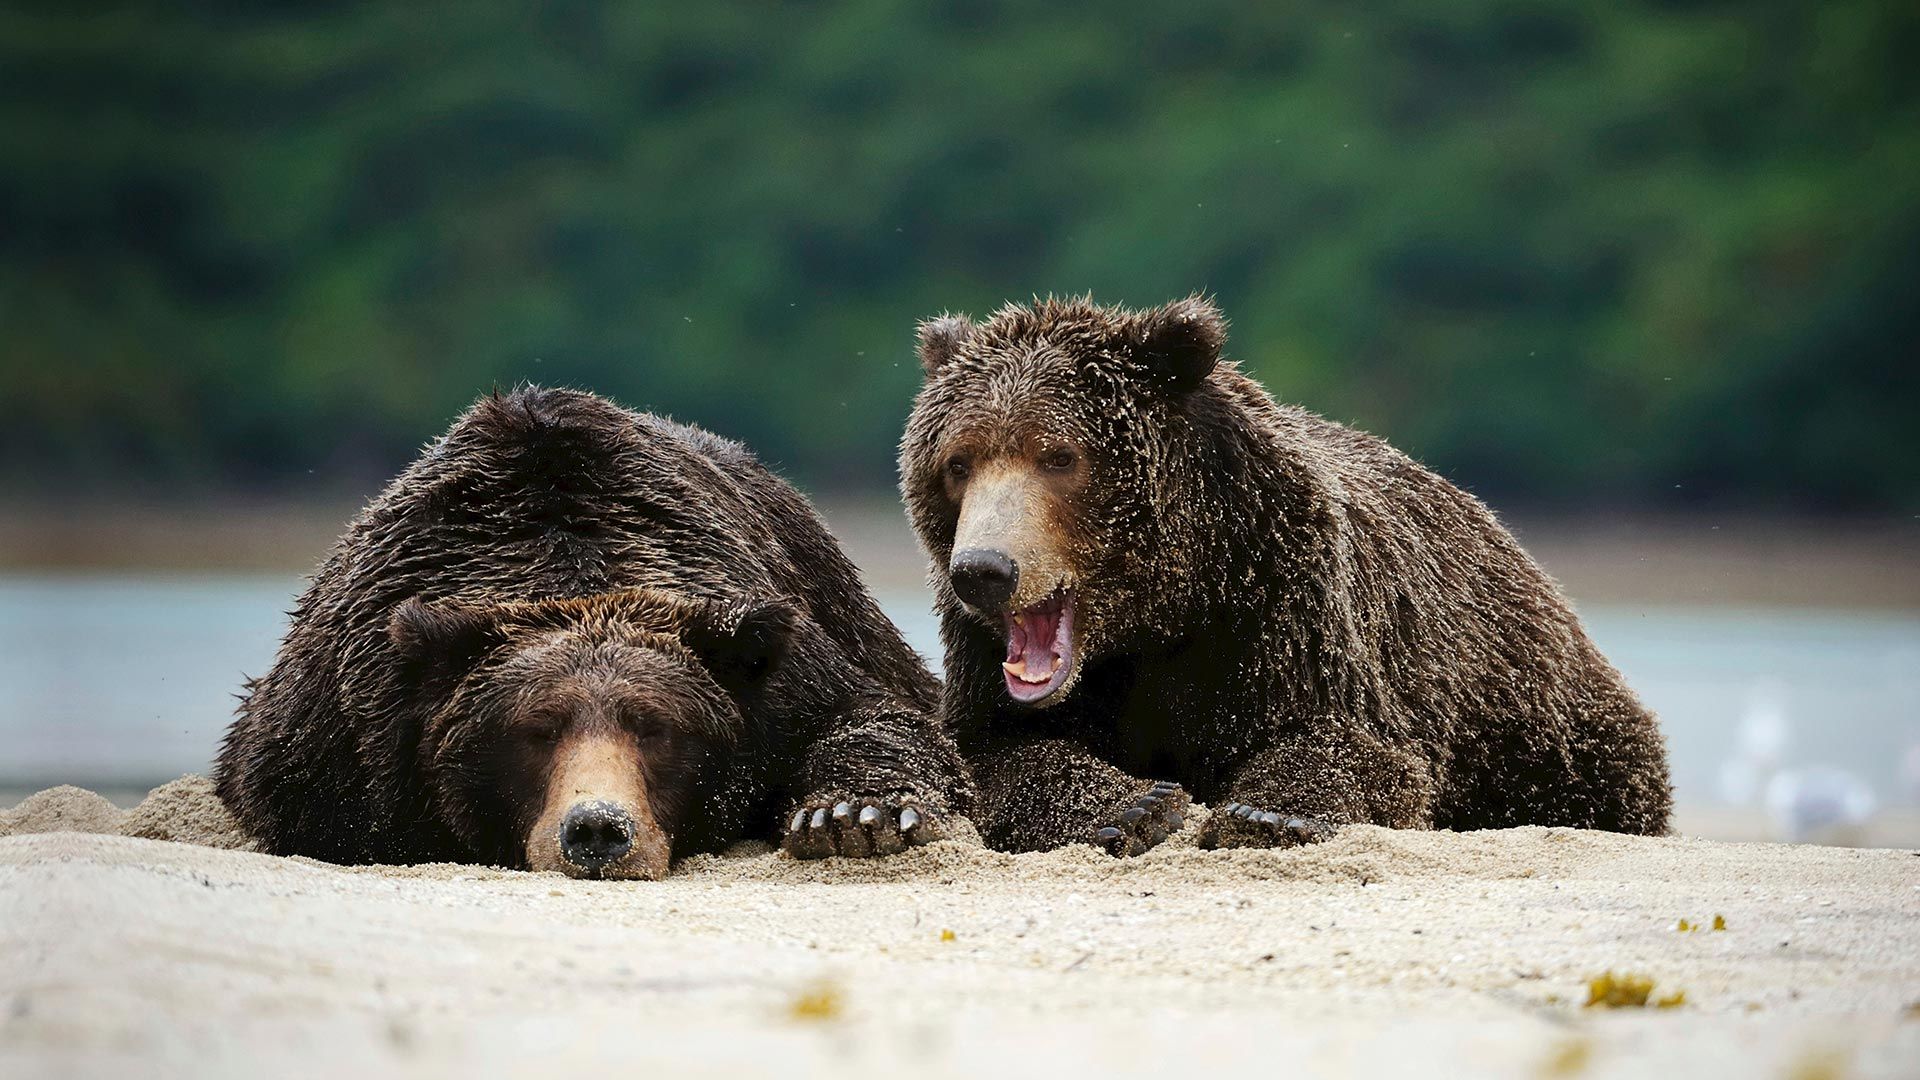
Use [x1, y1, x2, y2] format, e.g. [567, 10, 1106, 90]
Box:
[1093, 780, 1191, 857]
[1198, 802, 1338, 849]
[783, 794, 944, 859]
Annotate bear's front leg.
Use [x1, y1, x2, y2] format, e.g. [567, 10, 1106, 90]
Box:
[973, 736, 1190, 856]
[783, 697, 976, 859]
[1199, 726, 1433, 849]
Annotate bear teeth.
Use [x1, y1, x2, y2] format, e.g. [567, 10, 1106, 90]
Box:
[1003, 657, 1060, 685]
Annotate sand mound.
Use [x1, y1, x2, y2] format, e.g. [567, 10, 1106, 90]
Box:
[659, 818, 1595, 888]
[0, 785, 126, 836]
[1, 777, 256, 851]
[118, 775, 258, 851]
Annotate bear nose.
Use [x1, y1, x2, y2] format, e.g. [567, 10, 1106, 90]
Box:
[949, 548, 1019, 612]
[559, 801, 634, 870]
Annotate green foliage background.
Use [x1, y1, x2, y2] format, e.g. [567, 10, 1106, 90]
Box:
[4, 1, 1916, 509]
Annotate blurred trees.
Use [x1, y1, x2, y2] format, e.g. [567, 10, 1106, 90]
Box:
[2, 0, 1915, 509]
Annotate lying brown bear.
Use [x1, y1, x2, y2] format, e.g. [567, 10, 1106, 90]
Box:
[900, 296, 1671, 855]
[217, 386, 971, 878]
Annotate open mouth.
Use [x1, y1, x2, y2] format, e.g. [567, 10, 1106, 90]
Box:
[1002, 588, 1075, 704]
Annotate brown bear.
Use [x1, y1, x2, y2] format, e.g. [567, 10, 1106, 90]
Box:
[900, 296, 1671, 855]
[217, 386, 972, 878]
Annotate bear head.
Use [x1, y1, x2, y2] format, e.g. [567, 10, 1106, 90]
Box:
[900, 294, 1227, 708]
[387, 587, 796, 879]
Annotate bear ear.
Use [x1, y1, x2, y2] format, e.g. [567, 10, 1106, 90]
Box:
[916, 313, 976, 374]
[1127, 295, 1225, 394]
[680, 597, 800, 696]
[389, 596, 509, 676]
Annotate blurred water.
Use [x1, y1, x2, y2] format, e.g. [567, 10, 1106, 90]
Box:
[3, 575, 1917, 820]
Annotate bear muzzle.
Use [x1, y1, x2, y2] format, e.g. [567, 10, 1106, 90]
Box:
[526, 732, 672, 880]
[532, 797, 670, 880]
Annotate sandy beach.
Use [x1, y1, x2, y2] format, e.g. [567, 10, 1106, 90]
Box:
[4, 781, 1918, 1079]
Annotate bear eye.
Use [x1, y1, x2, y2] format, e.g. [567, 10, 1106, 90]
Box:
[519, 709, 567, 747]
[944, 456, 971, 481]
[1039, 448, 1077, 473]
[630, 713, 671, 745]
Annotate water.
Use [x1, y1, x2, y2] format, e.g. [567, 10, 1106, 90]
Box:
[4, 575, 1917, 818]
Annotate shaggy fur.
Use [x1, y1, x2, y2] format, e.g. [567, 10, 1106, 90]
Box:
[900, 296, 1671, 854]
[217, 386, 972, 870]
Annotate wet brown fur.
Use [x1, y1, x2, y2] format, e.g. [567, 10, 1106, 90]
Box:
[901, 296, 1671, 853]
[217, 386, 971, 870]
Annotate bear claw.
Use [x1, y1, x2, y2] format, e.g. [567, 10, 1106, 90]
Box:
[1094, 781, 1192, 857]
[1200, 803, 1337, 849]
[784, 793, 942, 860]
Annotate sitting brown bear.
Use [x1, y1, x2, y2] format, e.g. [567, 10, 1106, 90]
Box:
[217, 386, 972, 878]
[900, 296, 1671, 855]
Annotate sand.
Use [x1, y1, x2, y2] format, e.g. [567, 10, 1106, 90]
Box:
[0, 776, 259, 852]
[4, 782, 1918, 1079]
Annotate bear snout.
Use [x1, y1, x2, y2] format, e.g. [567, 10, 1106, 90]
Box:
[948, 459, 1076, 616]
[559, 800, 634, 870]
[525, 731, 672, 880]
[532, 796, 670, 881]
[950, 548, 1019, 612]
